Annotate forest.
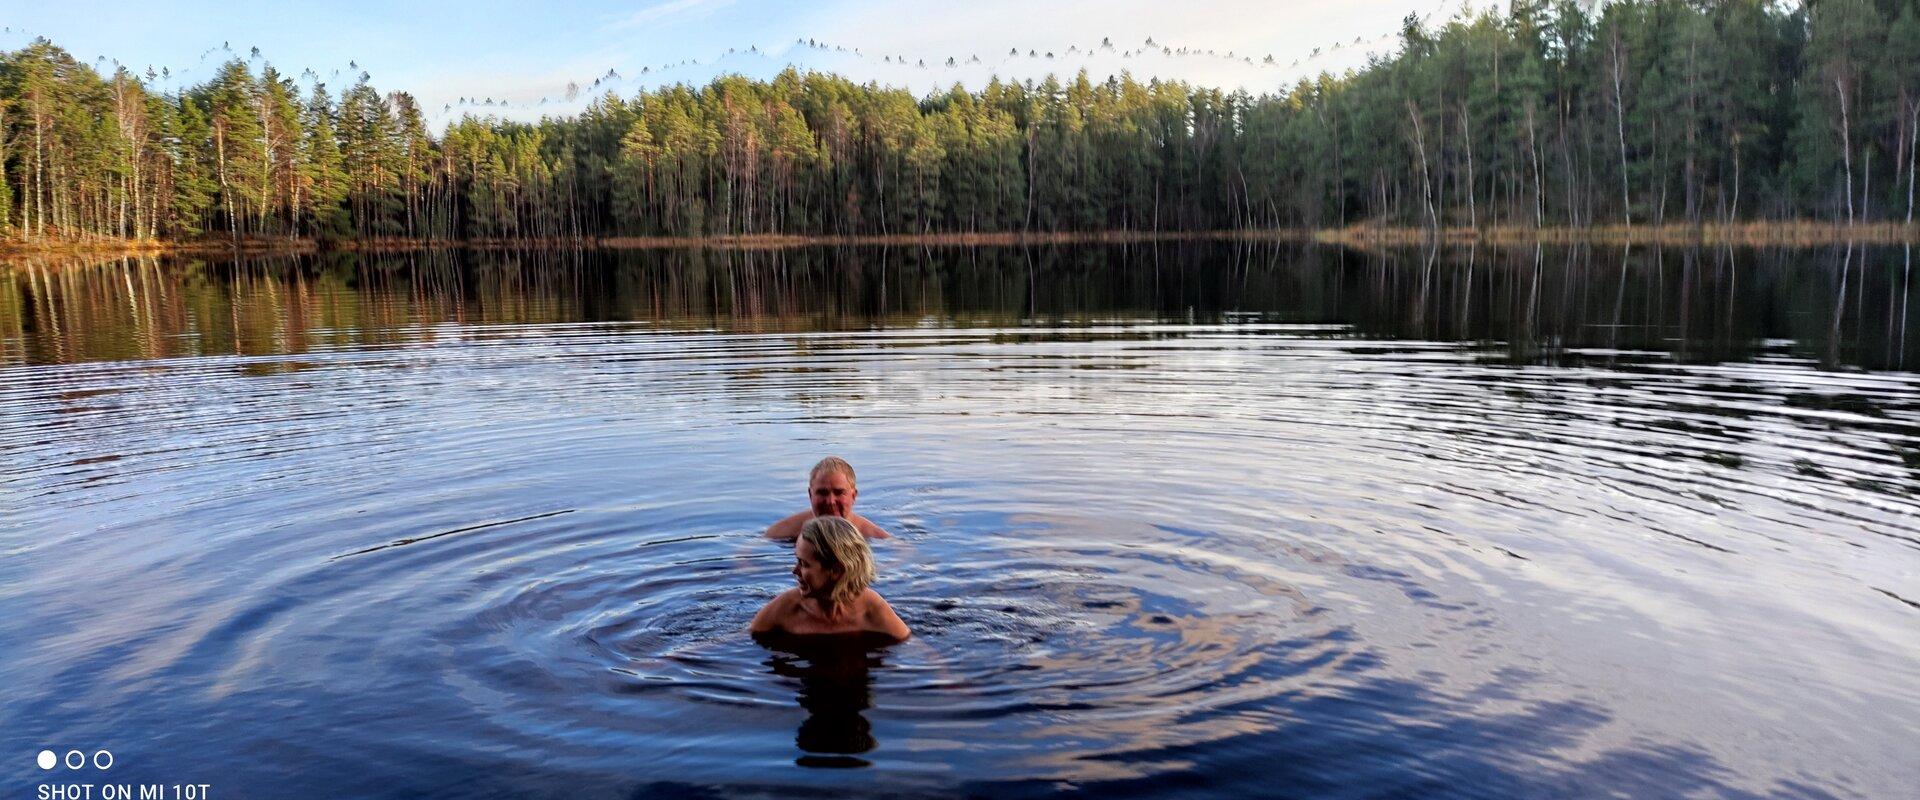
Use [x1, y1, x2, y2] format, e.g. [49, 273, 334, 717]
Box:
[0, 0, 1916, 244]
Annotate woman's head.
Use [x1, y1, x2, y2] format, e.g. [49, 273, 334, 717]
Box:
[795, 516, 874, 609]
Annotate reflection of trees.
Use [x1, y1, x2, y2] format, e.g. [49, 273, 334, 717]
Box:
[757, 635, 887, 768]
[4, 244, 1917, 369]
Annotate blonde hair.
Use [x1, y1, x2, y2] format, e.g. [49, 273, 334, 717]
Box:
[809, 456, 856, 488]
[800, 516, 874, 609]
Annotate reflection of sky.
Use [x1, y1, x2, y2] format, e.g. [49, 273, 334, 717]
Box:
[2, 0, 1449, 129]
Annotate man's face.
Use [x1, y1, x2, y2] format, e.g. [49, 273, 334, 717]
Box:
[809, 470, 857, 519]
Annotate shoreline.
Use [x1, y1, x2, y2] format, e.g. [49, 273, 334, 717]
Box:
[2, 222, 1915, 259]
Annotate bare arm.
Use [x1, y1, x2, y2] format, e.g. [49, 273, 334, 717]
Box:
[862, 590, 911, 642]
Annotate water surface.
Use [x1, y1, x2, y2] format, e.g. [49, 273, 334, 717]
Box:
[3, 244, 1917, 798]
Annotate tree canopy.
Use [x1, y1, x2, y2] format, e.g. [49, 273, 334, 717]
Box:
[3, 1, 1917, 242]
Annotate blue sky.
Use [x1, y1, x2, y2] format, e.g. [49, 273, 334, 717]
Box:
[3, 0, 1462, 127]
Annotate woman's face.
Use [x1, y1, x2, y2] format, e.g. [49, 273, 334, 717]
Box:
[793, 537, 842, 597]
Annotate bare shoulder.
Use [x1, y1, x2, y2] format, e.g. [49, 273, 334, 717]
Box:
[858, 589, 910, 641]
[765, 510, 810, 540]
[749, 587, 804, 633]
[850, 514, 892, 540]
[858, 589, 896, 614]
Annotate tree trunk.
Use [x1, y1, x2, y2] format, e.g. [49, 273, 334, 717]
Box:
[1460, 103, 1477, 229]
[1612, 34, 1632, 227]
[1863, 150, 1872, 224]
[1730, 132, 1743, 224]
[1407, 100, 1437, 231]
[260, 93, 273, 235]
[1896, 100, 1912, 224]
[1838, 77, 1855, 224]
[33, 101, 46, 238]
[217, 127, 238, 246]
[1527, 104, 1544, 227]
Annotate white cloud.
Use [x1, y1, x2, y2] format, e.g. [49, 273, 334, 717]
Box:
[789, 0, 1453, 93]
[405, 0, 1469, 129]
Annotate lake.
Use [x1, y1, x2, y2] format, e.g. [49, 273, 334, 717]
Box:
[2, 242, 1917, 798]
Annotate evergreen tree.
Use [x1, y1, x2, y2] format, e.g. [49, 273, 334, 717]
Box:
[4, 3, 1920, 243]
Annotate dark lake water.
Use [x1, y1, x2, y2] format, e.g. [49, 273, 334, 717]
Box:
[3, 243, 1917, 798]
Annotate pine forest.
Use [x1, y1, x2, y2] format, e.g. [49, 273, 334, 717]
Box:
[2, 0, 1918, 245]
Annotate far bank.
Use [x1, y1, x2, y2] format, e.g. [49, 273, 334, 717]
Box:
[3, 222, 1917, 262]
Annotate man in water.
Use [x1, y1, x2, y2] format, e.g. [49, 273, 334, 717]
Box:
[766, 456, 891, 541]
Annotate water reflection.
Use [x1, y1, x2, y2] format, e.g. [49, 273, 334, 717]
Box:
[758, 637, 885, 767]
[5, 243, 1919, 798]
[3, 242, 1917, 370]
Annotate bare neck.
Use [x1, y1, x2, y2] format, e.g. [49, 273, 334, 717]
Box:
[802, 592, 852, 620]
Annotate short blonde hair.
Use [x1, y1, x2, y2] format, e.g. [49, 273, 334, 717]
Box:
[809, 456, 856, 487]
[800, 516, 873, 609]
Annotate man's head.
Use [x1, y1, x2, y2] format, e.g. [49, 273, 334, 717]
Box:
[808, 456, 857, 519]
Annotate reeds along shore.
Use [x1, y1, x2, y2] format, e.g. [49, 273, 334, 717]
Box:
[1, 222, 1917, 260]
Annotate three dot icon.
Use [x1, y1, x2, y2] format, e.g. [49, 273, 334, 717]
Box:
[37, 749, 111, 769]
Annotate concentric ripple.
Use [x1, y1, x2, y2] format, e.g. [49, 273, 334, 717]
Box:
[4, 248, 1919, 799]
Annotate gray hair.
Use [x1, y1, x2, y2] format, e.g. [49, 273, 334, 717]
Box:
[809, 456, 856, 487]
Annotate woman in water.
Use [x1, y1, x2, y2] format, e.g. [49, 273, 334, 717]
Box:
[751, 516, 910, 642]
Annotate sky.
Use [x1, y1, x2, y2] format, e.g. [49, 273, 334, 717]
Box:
[1, 0, 1473, 128]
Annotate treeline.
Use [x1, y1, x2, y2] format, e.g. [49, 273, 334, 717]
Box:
[2, 0, 1918, 243]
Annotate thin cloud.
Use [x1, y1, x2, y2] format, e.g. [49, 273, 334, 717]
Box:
[794, 0, 1426, 93]
[612, 0, 739, 31]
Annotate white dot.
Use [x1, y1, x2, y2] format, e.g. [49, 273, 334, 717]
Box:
[37, 750, 55, 769]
